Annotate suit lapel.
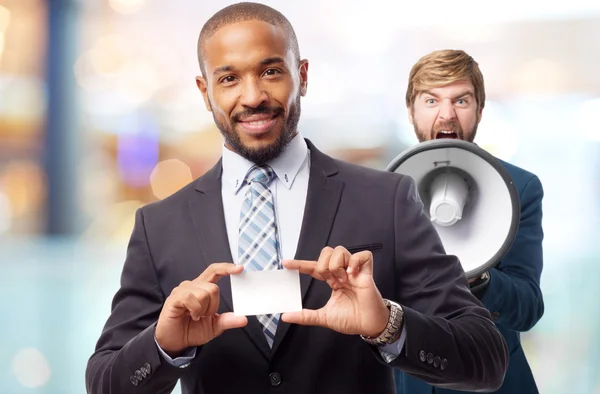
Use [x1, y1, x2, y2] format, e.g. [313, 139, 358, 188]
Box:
[271, 140, 344, 354]
[189, 160, 271, 359]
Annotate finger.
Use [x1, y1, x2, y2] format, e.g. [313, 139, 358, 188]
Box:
[198, 283, 220, 316]
[281, 260, 325, 281]
[330, 246, 350, 282]
[171, 283, 213, 318]
[347, 250, 373, 275]
[281, 309, 325, 327]
[213, 312, 248, 335]
[177, 290, 208, 320]
[180, 282, 222, 317]
[316, 246, 335, 282]
[197, 263, 244, 284]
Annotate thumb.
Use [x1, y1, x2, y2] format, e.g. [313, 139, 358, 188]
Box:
[281, 309, 325, 327]
[213, 312, 248, 335]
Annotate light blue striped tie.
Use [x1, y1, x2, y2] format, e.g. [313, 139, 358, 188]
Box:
[238, 164, 281, 347]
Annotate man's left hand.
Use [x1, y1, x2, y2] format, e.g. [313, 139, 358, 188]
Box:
[281, 246, 390, 338]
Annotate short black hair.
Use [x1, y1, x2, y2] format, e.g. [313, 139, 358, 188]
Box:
[197, 2, 301, 76]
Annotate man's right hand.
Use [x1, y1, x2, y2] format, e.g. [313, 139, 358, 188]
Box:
[155, 263, 248, 357]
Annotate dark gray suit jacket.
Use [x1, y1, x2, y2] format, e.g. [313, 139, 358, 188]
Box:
[86, 139, 508, 394]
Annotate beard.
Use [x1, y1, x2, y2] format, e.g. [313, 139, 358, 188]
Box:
[210, 94, 301, 164]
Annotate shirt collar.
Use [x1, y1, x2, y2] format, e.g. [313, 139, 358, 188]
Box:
[221, 132, 308, 194]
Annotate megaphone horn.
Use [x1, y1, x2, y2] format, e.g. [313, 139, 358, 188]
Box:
[386, 139, 520, 279]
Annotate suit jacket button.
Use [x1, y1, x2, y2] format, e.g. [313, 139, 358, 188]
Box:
[130, 376, 139, 386]
[135, 370, 144, 380]
[441, 358, 448, 370]
[419, 350, 426, 362]
[143, 363, 152, 374]
[269, 372, 282, 387]
[426, 353, 434, 364]
[433, 356, 441, 368]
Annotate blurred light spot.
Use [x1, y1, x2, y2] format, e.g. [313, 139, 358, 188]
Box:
[577, 98, 600, 141]
[81, 200, 143, 244]
[0, 32, 5, 60]
[119, 60, 160, 104]
[150, 159, 193, 200]
[0, 161, 45, 217]
[89, 35, 128, 76]
[155, 87, 224, 134]
[109, 0, 146, 15]
[0, 76, 45, 119]
[512, 58, 570, 94]
[74, 35, 159, 108]
[80, 155, 119, 219]
[0, 191, 11, 233]
[74, 35, 129, 92]
[116, 115, 159, 187]
[74, 52, 105, 92]
[0, 5, 10, 32]
[0, 5, 10, 61]
[12, 348, 51, 388]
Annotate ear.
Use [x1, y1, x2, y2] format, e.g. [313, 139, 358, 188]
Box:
[299, 59, 309, 96]
[477, 106, 483, 124]
[196, 76, 212, 112]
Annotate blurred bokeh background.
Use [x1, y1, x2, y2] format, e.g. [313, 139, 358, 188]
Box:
[0, 0, 599, 393]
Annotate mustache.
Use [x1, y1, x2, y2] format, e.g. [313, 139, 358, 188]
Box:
[232, 105, 284, 123]
[432, 120, 462, 138]
[433, 120, 461, 132]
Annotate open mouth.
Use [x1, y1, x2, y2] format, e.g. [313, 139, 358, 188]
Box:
[435, 130, 458, 139]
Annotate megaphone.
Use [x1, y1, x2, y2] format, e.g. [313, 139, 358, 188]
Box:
[386, 139, 520, 279]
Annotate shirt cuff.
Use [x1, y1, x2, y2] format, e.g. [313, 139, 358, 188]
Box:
[154, 336, 196, 368]
[376, 325, 407, 363]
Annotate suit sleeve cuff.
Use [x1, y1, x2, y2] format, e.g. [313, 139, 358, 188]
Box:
[153, 336, 197, 368]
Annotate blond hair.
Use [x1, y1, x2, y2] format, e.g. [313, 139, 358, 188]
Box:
[405, 49, 485, 110]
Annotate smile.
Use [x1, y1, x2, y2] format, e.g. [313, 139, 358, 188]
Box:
[238, 116, 278, 134]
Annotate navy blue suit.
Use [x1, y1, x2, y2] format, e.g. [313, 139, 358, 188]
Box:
[395, 159, 545, 394]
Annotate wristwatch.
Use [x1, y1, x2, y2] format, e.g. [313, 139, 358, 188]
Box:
[360, 299, 404, 346]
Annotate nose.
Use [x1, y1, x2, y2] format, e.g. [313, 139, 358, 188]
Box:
[239, 78, 268, 108]
[438, 99, 457, 120]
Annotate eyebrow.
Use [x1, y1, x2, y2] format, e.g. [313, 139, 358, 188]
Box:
[422, 90, 475, 100]
[212, 56, 286, 77]
[261, 56, 285, 66]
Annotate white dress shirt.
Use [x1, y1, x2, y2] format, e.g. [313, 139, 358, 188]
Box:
[157, 132, 405, 367]
[222, 131, 310, 264]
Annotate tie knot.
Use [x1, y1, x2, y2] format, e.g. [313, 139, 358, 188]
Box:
[245, 165, 275, 186]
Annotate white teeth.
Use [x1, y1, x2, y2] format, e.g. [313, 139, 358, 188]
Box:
[439, 130, 454, 134]
[248, 120, 268, 126]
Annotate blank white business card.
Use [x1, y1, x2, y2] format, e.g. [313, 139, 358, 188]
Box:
[230, 269, 303, 316]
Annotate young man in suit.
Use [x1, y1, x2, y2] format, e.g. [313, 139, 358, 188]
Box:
[395, 49, 545, 394]
[86, 5, 509, 394]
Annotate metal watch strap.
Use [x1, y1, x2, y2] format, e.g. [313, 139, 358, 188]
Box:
[360, 299, 404, 346]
